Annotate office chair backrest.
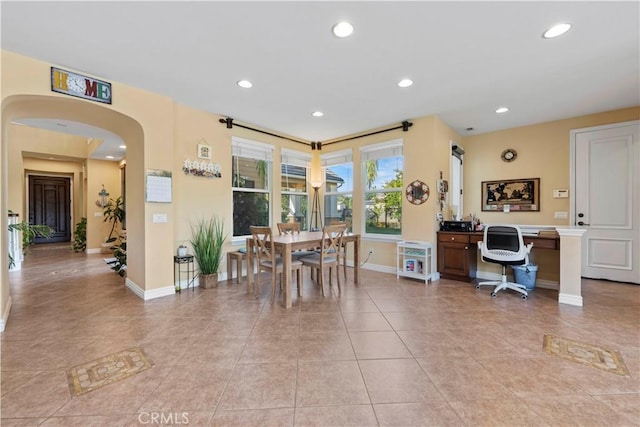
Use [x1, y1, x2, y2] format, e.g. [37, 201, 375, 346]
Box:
[485, 226, 521, 252]
[481, 225, 531, 264]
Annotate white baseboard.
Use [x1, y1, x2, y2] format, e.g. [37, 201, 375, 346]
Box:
[126, 278, 176, 301]
[559, 293, 583, 307]
[87, 248, 103, 254]
[0, 296, 13, 333]
[361, 262, 395, 274]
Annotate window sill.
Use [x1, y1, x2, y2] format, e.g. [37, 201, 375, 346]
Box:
[361, 234, 403, 243]
[231, 236, 251, 246]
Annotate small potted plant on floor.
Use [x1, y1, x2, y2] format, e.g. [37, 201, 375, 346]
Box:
[189, 216, 226, 289]
[102, 196, 125, 253]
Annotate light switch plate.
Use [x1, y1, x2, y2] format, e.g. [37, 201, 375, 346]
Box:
[153, 213, 168, 223]
[554, 211, 568, 219]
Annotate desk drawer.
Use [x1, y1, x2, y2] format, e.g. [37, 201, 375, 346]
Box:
[438, 233, 470, 244]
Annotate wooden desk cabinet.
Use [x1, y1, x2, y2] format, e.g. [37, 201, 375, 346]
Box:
[437, 232, 477, 282]
[437, 230, 560, 282]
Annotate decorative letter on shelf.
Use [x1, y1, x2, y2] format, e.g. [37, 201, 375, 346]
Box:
[183, 158, 222, 178]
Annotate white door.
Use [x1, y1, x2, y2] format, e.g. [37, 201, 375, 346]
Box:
[573, 121, 639, 284]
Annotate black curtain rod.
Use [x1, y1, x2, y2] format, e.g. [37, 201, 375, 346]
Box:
[219, 118, 310, 147]
[322, 120, 413, 147]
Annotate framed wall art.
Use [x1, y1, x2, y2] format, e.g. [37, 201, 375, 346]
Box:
[481, 178, 539, 212]
[197, 143, 212, 160]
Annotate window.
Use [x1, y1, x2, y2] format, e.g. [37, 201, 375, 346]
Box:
[232, 138, 273, 237]
[360, 139, 403, 236]
[451, 143, 464, 220]
[321, 149, 353, 232]
[281, 149, 311, 230]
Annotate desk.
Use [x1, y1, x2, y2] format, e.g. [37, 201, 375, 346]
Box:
[437, 231, 560, 282]
[246, 231, 361, 308]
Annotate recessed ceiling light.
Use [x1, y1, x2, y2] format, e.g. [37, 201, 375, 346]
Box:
[312, 111, 324, 117]
[542, 23, 571, 39]
[119, 145, 126, 149]
[398, 79, 414, 88]
[106, 155, 114, 159]
[466, 127, 474, 131]
[495, 107, 510, 114]
[332, 22, 354, 38]
[237, 80, 253, 88]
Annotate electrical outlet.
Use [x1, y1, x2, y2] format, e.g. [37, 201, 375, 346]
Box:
[368, 248, 374, 255]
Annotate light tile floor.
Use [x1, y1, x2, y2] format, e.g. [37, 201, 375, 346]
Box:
[1, 243, 639, 426]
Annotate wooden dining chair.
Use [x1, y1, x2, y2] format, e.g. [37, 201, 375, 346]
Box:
[250, 226, 303, 303]
[276, 222, 300, 234]
[276, 222, 318, 260]
[299, 224, 347, 297]
[324, 220, 349, 280]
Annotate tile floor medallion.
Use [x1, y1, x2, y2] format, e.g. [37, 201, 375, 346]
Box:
[66, 347, 154, 397]
[543, 334, 630, 377]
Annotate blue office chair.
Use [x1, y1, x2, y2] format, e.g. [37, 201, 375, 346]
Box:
[476, 225, 533, 299]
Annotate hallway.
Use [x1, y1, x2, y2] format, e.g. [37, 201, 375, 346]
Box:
[1, 245, 639, 426]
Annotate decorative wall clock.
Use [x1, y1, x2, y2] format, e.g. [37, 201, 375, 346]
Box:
[501, 149, 518, 162]
[406, 180, 430, 205]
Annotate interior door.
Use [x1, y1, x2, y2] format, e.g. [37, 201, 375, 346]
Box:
[574, 121, 639, 284]
[28, 176, 71, 243]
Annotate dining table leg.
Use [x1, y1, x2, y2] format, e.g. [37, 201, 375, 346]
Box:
[246, 237, 254, 294]
[282, 243, 292, 308]
[354, 235, 360, 284]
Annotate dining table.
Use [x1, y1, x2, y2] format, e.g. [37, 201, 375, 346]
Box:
[246, 230, 361, 308]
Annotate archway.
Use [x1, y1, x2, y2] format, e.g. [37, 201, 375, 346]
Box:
[1, 94, 146, 330]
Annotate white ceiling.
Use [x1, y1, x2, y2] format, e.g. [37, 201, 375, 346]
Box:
[2, 1, 639, 160]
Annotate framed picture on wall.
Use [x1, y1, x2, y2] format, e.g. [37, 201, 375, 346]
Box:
[481, 178, 540, 211]
[197, 143, 211, 160]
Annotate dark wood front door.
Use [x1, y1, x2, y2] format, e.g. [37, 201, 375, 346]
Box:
[28, 176, 71, 243]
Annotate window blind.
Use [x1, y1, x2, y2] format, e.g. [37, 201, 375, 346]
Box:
[232, 137, 273, 161]
[360, 139, 403, 161]
[320, 149, 353, 166]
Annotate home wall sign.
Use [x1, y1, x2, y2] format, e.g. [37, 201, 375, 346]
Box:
[183, 159, 222, 178]
[51, 67, 112, 104]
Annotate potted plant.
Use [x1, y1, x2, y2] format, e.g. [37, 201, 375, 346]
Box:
[102, 196, 125, 253]
[7, 210, 54, 269]
[189, 216, 226, 289]
[72, 217, 87, 252]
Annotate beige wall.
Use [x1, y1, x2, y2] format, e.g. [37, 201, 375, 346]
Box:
[86, 159, 122, 249]
[6, 125, 122, 249]
[1, 48, 639, 328]
[462, 106, 640, 281]
[1, 50, 169, 314]
[313, 115, 460, 268]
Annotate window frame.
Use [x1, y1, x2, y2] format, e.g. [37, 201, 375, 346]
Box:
[281, 148, 311, 230]
[360, 139, 404, 239]
[231, 137, 274, 239]
[321, 149, 353, 231]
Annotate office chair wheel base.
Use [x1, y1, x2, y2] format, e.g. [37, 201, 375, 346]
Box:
[521, 294, 528, 300]
[491, 292, 497, 298]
